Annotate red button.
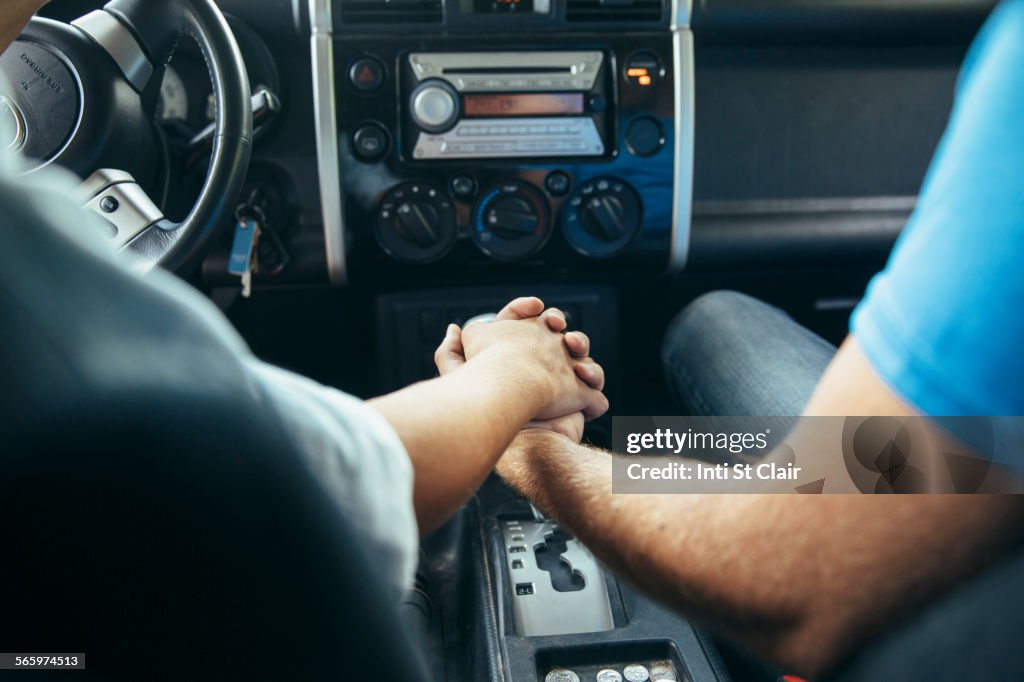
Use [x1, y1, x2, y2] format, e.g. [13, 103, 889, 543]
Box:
[349, 57, 384, 92]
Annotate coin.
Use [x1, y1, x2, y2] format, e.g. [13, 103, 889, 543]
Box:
[623, 664, 650, 682]
[545, 669, 581, 682]
[649, 663, 677, 681]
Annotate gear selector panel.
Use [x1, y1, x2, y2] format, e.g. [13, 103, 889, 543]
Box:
[503, 519, 614, 637]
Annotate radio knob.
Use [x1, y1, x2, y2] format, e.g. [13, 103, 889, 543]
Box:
[411, 80, 459, 133]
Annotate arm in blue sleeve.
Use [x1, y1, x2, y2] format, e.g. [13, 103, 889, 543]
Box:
[852, 0, 1024, 417]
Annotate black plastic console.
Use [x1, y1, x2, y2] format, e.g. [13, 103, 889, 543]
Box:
[376, 284, 621, 396]
[480, 478, 727, 682]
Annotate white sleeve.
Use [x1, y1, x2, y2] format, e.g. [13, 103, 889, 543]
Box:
[245, 360, 420, 600]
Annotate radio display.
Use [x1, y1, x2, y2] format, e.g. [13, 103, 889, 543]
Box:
[464, 93, 584, 117]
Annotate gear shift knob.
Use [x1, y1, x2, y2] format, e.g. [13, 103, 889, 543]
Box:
[463, 312, 497, 328]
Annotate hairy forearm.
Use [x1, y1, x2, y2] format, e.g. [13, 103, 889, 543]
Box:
[500, 433, 1024, 677]
[0, 0, 47, 53]
[370, 351, 546, 535]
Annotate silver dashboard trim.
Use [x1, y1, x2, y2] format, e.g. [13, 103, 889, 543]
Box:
[72, 10, 154, 92]
[669, 19, 695, 273]
[309, 0, 347, 285]
[671, 0, 693, 29]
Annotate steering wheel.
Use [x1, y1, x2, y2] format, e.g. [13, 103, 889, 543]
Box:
[0, 0, 252, 273]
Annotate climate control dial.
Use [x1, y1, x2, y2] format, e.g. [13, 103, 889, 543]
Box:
[562, 177, 642, 258]
[472, 180, 552, 261]
[376, 182, 457, 264]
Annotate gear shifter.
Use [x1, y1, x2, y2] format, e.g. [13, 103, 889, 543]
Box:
[501, 518, 614, 637]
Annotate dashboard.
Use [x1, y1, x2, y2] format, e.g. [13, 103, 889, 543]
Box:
[316, 1, 693, 285]
[34, 0, 993, 290]
[37, 0, 692, 289]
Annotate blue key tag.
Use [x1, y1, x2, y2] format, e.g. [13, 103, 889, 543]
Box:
[228, 218, 260, 276]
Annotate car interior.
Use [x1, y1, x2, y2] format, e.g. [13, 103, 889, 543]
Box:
[0, 0, 1007, 679]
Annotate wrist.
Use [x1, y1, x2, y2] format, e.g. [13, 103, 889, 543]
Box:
[496, 436, 535, 491]
[503, 429, 559, 468]
[498, 430, 566, 501]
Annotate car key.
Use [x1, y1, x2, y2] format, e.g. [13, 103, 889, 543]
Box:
[240, 248, 258, 299]
[229, 204, 264, 299]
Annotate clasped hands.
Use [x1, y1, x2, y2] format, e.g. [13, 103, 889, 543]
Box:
[434, 297, 608, 443]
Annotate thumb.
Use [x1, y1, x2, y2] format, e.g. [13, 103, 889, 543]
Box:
[496, 296, 545, 321]
[434, 324, 466, 375]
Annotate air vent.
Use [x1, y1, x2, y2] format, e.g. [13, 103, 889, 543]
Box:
[566, 0, 663, 23]
[339, 0, 442, 25]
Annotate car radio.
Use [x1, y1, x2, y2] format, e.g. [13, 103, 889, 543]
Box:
[309, 0, 694, 284]
[402, 51, 611, 161]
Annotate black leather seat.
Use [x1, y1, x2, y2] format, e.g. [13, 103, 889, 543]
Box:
[0, 383, 431, 680]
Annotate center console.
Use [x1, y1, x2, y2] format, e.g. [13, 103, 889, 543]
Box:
[310, 0, 694, 285]
[407, 476, 729, 682]
[312, 3, 713, 680]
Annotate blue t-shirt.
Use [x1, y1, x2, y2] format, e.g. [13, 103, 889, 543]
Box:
[852, 0, 1024, 418]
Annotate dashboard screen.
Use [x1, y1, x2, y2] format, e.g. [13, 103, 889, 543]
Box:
[464, 93, 584, 117]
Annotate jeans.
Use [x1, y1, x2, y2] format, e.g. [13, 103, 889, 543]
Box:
[661, 291, 836, 417]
